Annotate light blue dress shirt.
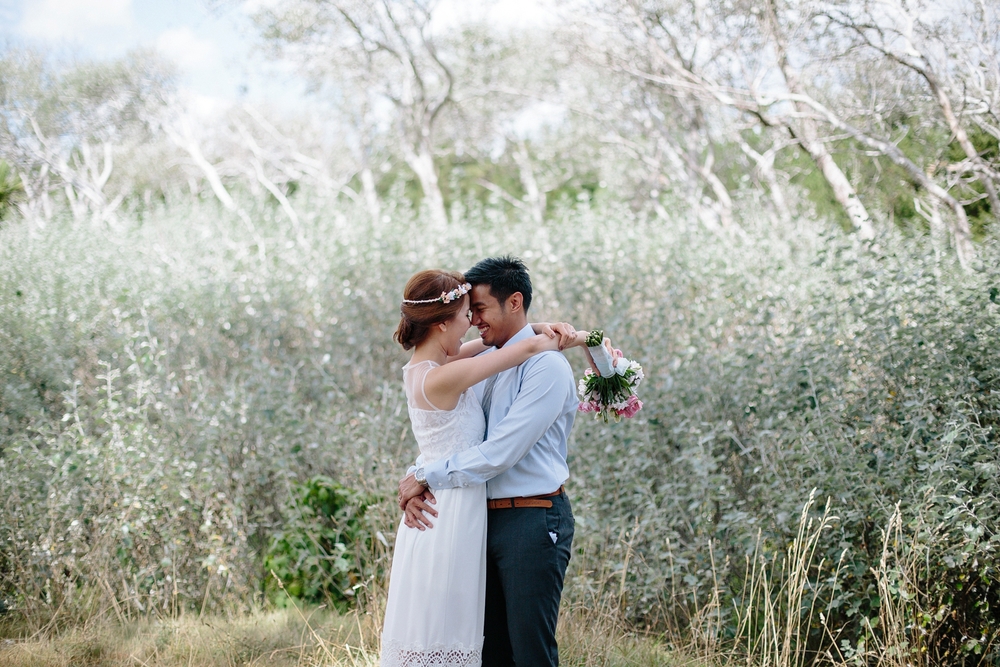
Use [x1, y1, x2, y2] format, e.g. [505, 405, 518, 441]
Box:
[421, 323, 578, 499]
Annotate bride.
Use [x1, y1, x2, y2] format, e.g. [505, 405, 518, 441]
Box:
[380, 268, 582, 667]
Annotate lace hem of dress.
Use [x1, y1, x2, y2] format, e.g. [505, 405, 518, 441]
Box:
[380, 639, 482, 667]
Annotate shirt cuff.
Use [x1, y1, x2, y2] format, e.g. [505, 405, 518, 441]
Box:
[422, 458, 475, 490]
[422, 459, 447, 490]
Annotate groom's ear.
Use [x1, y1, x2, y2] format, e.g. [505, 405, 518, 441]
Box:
[506, 292, 523, 313]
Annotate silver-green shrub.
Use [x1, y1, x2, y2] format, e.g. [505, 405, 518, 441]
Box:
[1, 195, 997, 663]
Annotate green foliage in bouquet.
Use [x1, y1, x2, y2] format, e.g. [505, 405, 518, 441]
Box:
[264, 477, 382, 611]
[579, 369, 635, 407]
[584, 329, 605, 347]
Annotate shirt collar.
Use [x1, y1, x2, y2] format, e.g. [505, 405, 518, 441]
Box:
[501, 323, 535, 347]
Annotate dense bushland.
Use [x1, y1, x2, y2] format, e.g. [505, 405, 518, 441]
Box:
[570, 223, 1000, 664]
[1, 196, 998, 664]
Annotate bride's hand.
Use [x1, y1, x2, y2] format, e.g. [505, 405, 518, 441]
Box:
[531, 321, 578, 350]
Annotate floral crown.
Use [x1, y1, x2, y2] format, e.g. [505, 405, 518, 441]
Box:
[401, 282, 471, 305]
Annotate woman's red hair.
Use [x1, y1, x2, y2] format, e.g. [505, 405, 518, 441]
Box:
[394, 270, 467, 350]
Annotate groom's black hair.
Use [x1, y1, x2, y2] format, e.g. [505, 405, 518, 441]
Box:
[465, 255, 532, 312]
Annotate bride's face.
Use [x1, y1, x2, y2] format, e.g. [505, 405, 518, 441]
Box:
[442, 295, 472, 356]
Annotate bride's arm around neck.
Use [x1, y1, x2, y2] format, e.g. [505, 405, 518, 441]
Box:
[425, 330, 587, 410]
[444, 322, 576, 364]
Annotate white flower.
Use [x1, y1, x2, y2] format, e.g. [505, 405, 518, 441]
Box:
[630, 364, 644, 386]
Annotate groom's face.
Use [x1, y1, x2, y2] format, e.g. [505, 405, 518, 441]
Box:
[470, 284, 514, 348]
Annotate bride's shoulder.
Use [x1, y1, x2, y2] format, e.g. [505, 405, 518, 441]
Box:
[403, 359, 440, 370]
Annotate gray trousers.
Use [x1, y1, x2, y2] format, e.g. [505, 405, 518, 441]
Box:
[482, 491, 574, 667]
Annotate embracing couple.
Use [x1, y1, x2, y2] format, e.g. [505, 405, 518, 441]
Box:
[381, 256, 593, 667]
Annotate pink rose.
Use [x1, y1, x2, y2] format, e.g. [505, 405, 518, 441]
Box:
[618, 394, 643, 418]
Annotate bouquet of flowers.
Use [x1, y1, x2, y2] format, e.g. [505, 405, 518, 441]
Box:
[578, 329, 644, 422]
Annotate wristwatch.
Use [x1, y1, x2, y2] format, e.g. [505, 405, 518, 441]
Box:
[414, 467, 428, 488]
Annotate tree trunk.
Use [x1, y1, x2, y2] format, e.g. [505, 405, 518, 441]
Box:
[842, 13, 1000, 225]
[925, 70, 1000, 222]
[513, 140, 545, 226]
[916, 195, 947, 256]
[235, 121, 300, 234]
[64, 184, 86, 222]
[797, 122, 876, 240]
[169, 126, 267, 263]
[787, 90, 977, 268]
[739, 138, 791, 223]
[402, 138, 447, 230]
[251, 158, 300, 230]
[360, 165, 381, 226]
[175, 133, 236, 211]
[690, 148, 736, 230]
[765, 0, 876, 240]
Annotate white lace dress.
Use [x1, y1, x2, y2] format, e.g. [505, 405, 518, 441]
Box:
[380, 360, 488, 667]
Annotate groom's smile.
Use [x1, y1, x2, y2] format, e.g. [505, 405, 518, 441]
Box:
[469, 285, 495, 345]
[470, 284, 518, 348]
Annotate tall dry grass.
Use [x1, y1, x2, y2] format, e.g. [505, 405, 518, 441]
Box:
[0, 607, 370, 667]
[0, 496, 942, 667]
[0, 605, 685, 667]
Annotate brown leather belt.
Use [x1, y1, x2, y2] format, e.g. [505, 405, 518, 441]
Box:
[487, 486, 565, 510]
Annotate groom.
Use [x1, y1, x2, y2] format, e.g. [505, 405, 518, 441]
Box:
[397, 255, 578, 667]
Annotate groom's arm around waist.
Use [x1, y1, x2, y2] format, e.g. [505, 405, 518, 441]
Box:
[422, 351, 573, 490]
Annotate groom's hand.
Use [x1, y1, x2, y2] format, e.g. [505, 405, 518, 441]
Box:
[398, 472, 428, 509]
[402, 491, 438, 530]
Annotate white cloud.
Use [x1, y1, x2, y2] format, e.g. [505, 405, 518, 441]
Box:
[155, 26, 219, 70]
[19, 0, 133, 41]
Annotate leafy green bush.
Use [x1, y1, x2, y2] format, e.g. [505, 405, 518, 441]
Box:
[1, 192, 997, 664]
[564, 226, 1000, 664]
[0, 197, 412, 624]
[265, 477, 383, 610]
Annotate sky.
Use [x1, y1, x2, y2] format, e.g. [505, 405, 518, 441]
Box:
[0, 0, 558, 116]
[0, 0, 304, 113]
